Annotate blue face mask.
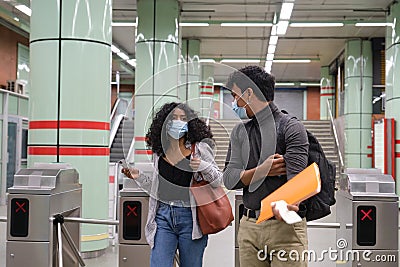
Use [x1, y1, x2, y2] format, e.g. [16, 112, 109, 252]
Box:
[232, 100, 248, 119]
[167, 120, 188, 139]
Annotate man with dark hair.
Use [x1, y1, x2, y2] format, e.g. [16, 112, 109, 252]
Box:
[223, 66, 309, 267]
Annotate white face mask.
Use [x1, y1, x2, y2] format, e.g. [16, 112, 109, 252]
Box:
[167, 120, 188, 139]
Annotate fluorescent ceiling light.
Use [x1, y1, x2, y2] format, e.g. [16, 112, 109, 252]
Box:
[290, 22, 344, 27]
[126, 59, 136, 67]
[179, 22, 209, 27]
[220, 22, 272, 27]
[266, 53, 274, 61]
[277, 20, 289, 35]
[267, 45, 276, 54]
[199, 59, 216, 63]
[214, 82, 224, 86]
[269, 35, 279, 45]
[274, 59, 311, 63]
[355, 22, 393, 27]
[13, 17, 19, 22]
[300, 82, 320, 86]
[112, 22, 137, 27]
[276, 82, 295, 86]
[220, 59, 261, 63]
[15, 5, 31, 16]
[280, 2, 294, 20]
[111, 45, 120, 54]
[117, 52, 130, 60]
[264, 61, 273, 72]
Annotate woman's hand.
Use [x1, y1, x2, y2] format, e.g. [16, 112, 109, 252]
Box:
[121, 167, 140, 179]
[189, 157, 201, 171]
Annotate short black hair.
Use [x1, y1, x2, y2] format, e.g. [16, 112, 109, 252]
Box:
[226, 65, 275, 102]
[145, 102, 214, 156]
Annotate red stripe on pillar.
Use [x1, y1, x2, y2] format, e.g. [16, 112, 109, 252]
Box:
[200, 92, 214, 95]
[395, 140, 400, 144]
[320, 93, 335, 97]
[109, 176, 115, 183]
[135, 150, 152, 155]
[135, 137, 147, 141]
[29, 146, 109, 156]
[367, 154, 373, 158]
[367, 145, 372, 149]
[321, 86, 334, 89]
[30, 120, 110, 130]
[200, 85, 213, 89]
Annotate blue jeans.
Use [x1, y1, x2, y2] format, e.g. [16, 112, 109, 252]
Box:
[151, 202, 208, 267]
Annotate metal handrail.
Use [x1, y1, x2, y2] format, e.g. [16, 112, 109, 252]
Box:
[61, 217, 119, 226]
[306, 222, 340, 229]
[109, 114, 126, 148]
[110, 98, 121, 121]
[326, 99, 344, 170]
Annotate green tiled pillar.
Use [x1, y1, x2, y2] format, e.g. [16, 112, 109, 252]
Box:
[28, 0, 111, 253]
[134, 0, 179, 162]
[182, 39, 201, 111]
[386, 2, 400, 187]
[344, 39, 373, 168]
[200, 64, 214, 119]
[320, 66, 335, 120]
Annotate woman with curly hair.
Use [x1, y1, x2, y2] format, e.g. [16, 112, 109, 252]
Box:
[122, 102, 222, 267]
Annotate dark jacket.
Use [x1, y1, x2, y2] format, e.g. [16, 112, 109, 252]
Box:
[223, 102, 309, 210]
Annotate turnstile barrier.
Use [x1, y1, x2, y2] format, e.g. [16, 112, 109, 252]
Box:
[337, 168, 398, 267]
[6, 163, 82, 267]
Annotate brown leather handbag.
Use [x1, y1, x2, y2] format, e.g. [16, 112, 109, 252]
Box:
[190, 144, 234, 235]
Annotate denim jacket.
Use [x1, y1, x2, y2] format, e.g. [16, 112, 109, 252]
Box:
[135, 141, 223, 249]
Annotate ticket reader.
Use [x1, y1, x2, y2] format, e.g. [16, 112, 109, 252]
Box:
[6, 163, 82, 267]
[118, 162, 152, 267]
[336, 168, 398, 266]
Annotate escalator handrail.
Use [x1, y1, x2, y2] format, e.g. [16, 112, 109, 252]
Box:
[109, 114, 126, 148]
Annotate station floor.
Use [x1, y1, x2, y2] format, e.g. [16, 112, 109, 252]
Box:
[0, 202, 399, 267]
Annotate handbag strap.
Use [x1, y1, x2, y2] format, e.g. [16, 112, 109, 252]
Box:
[191, 143, 204, 181]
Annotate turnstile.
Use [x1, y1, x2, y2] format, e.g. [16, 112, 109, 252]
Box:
[235, 190, 243, 267]
[336, 168, 398, 266]
[6, 163, 82, 267]
[118, 170, 151, 267]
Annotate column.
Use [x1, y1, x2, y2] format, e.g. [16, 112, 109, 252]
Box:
[200, 64, 214, 119]
[320, 66, 335, 120]
[183, 39, 201, 111]
[386, 2, 400, 186]
[344, 39, 373, 168]
[28, 0, 111, 253]
[134, 0, 179, 162]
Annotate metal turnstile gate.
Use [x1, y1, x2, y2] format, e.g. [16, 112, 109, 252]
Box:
[337, 168, 398, 266]
[6, 163, 82, 267]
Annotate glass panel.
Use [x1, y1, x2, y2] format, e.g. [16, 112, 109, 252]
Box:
[21, 129, 28, 160]
[7, 122, 17, 190]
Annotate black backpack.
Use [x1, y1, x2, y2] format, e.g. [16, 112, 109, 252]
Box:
[277, 112, 336, 221]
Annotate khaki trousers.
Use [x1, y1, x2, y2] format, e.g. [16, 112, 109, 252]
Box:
[237, 216, 308, 267]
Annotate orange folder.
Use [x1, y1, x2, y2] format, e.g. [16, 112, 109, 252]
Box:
[256, 163, 321, 224]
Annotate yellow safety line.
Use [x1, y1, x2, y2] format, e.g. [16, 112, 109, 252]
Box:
[81, 233, 109, 242]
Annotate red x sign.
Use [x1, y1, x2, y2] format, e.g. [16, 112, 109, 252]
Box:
[126, 205, 137, 217]
[15, 201, 26, 213]
[361, 209, 372, 221]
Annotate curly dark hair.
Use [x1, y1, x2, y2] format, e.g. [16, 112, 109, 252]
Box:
[145, 102, 214, 156]
[226, 65, 275, 102]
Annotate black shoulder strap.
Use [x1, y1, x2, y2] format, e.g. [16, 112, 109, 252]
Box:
[276, 113, 291, 154]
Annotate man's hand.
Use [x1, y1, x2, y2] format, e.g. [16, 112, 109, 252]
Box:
[121, 168, 140, 179]
[271, 202, 299, 221]
[267, 154, 286, 176]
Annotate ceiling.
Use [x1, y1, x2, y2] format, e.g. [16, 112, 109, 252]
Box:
[0, 0, 394, 83]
